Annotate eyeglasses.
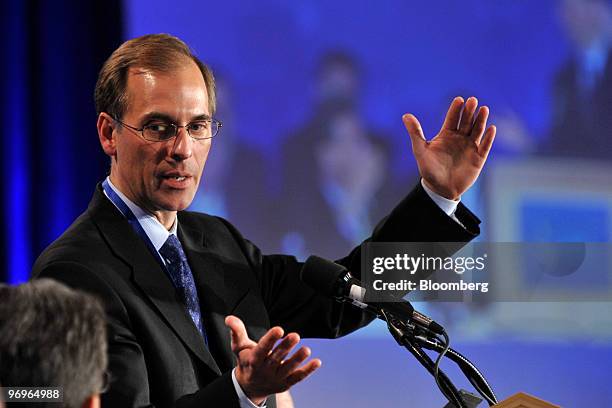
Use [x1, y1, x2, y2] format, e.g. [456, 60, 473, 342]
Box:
[113, 116, 222, 142]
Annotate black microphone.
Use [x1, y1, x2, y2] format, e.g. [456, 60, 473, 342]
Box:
[300, 255, 445, 335]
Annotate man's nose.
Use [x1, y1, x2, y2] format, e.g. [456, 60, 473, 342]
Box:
[169, 127, 193, 161]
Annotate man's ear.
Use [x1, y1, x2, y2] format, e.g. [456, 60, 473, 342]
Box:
[80, 393, 100, 408]
[97, 112, 117, 157]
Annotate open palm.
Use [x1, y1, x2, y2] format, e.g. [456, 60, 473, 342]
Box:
[403, 97, 496, 200]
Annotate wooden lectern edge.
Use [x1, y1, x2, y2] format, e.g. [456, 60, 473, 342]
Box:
[492, 392, 560, 408]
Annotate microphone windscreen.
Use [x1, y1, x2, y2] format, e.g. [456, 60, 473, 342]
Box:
[300, 256, 348, 297]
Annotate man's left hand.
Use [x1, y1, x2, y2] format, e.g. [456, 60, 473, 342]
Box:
[402, 96, 496, 200]
[225, 316, 321, 405]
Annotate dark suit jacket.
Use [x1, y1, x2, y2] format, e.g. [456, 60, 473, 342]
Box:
[31, 182, 480, 407]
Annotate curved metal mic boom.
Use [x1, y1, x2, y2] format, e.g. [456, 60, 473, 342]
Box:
[413, 335, 498, 406]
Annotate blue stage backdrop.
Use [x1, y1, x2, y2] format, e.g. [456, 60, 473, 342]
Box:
[3, 0, 612, 406]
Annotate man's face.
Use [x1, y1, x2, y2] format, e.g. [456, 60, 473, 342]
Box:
[109, 60, 211, 216]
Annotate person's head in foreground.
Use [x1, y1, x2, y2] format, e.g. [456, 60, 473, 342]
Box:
[0, 279, 107, 408]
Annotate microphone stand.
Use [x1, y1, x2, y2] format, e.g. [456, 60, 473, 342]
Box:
[383, 311, 497, 407]
[384, 311, 468, 408]
[412, 335, 497, 406]
[328, 291, 497, 406]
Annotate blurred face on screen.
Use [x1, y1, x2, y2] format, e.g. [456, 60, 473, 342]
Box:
[106, 60, 211, 223]
[561, 0, 612, 48]
[316, 63, 358, 109]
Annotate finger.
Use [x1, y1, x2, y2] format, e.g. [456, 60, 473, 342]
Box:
[478, 125, 496, 160]
[285, 358, 322, 388]
[251, 326, 285, 363]
[278, 345, 312, 375]
[470, 106, 489, 143]
[267, 333, 300, 364]
[440, 96, 465, 131]
[225, 316, 257, 353]
[458, 96, 478, 135]
[402, 113, 426, 155]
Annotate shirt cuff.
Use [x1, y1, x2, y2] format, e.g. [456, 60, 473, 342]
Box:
[420, 179, 460, 216]
[232, 368, 267, 408]
[420, 179, 466, 227]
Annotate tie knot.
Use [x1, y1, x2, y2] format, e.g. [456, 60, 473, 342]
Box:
[160, 234, 184, 265]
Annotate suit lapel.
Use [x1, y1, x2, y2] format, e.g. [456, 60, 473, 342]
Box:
[88, 186, 221, 375]
[178, 218, 252, 374]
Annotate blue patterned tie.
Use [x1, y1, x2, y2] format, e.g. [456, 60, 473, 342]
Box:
[159, 234, 206, 341]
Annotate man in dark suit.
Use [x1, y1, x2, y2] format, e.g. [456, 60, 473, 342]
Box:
[279, 51, 409, 260]
[543, 0, 612, 160]
[32, 34, 496, 407]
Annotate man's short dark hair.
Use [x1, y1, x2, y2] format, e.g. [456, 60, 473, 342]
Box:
[94, 33, 216, 119]
[0, 279, 107, 408]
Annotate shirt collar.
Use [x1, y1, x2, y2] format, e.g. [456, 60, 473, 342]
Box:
[104, 176, 178, 251]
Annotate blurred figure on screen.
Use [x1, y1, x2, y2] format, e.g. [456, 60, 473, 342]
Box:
[544, 0, 612, 160]
[188, 73, 278, 252]
[0, 279, 107, 408]
[280, 51, 404, 259]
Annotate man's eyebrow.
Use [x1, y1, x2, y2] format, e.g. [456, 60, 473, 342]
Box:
[191, 114, 212, 121]
[140, 112, 175, 124]
[140, 112, 212, 124]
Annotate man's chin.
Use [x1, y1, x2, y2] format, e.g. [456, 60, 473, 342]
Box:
[161, 202, 193, 212]
[155, 195, 195, 213]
